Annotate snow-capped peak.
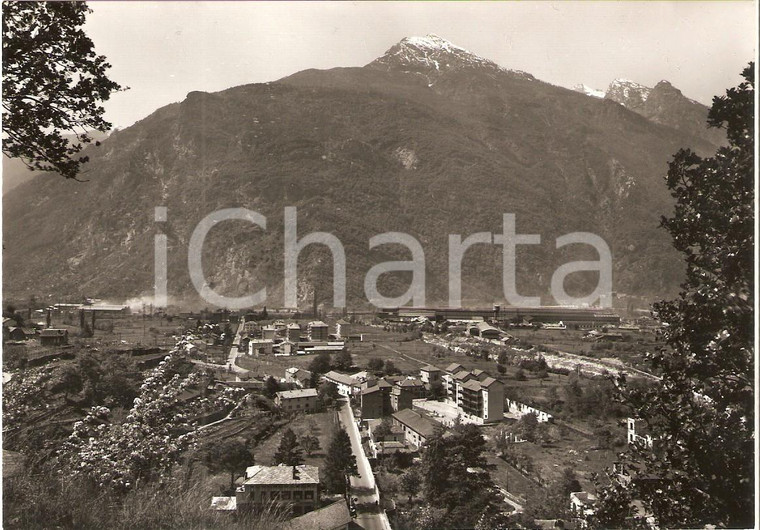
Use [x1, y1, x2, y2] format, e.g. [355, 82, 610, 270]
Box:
[606, 78, 652, 104]
[572, 84, 605, 99]
[367, 34, 535, 81]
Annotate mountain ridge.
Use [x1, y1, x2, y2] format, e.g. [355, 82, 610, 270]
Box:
[3, 35, 722, 309]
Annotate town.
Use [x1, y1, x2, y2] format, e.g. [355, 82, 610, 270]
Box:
[3, 300, 664, 529]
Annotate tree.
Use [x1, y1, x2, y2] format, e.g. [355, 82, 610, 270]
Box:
[264, 376, 280, 398]
[384, 360, 398, 375]
[273, 428, 304, 467]
[309, 352, 332, 374]
[2, 2, 123, 180]
[204, 438, 255, 491]
[322, 429, 357, 495]
[400, 469, 421, 502]
[593, 64, 754, 529]
[367, 357, 384, 373]
[317, 381, 340, 409]
[497, 350, 508, 365]
[372, 417, 393, 440]
[333, 350, 353, 371]
[299, 433, 320, 456]
[515, 412, 538, 443]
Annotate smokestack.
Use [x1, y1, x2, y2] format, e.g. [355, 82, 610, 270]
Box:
[292, 465, 299, 480]
[46, 309, 51, 328]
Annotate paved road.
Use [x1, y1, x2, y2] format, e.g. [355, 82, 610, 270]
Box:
[225, 320, 249, 374]
[337, 401, 391, 530]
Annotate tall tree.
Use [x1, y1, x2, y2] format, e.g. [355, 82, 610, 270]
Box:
[593, 64, 754, 529]
[273, 428, 303, 467]
[2, 2, 123, 180]
[322, 429, 357, 495]
[203, 438, 255, 491]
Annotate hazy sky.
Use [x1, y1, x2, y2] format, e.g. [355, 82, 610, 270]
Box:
[85, 1, 757, 129]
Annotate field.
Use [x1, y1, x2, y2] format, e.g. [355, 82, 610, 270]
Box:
[251, 410, 339, 469]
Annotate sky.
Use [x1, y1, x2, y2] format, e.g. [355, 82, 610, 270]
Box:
[85, 1, 757, 129]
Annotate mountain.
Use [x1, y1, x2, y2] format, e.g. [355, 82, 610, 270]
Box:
[602, 79, 725, 145]
[2, 35, 721, 309]
[2, 130, 111, 195]
[572, 84, 605, 99]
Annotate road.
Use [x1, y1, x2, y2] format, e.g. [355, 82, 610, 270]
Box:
[225, 320, 249, 374]
[337, 401, 391, 530]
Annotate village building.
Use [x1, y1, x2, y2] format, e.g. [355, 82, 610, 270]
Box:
[262, 325, 278, 341]
[248, 338, 274, 355]
[280, 500, 352, 530]
[627, 417, 653, 448]
[570, 491, 597, 518]
[6, 327, 36, 342]
[285, 323, 301, 342]
[390, 378, 426, 412]
[275, 388, 319, 413]
[322, 371, 361, 397]
[360, 378, 393, 418]
[438, 363, 505, 423]
[285, 367, 313, 388]
[391, 408, 439, 449]
[307, 321, 329, 341]
[505, 398, 553, 423]
[39, 328, 68, 346]
[242, 320, 260, 334]
[235, 464, 320, 516]
[473, 321, 502, 339]
[419, 365, 442, 386]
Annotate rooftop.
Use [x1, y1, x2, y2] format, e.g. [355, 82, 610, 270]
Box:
[323, 371, 358, 387]
[392, 408, 439, 438]
[276, 388, 318, 400]
[243, 464, 319, 486]
[280, 500, 352, 530]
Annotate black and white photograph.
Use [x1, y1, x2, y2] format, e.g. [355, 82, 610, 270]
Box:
[1, 2, 757, 528]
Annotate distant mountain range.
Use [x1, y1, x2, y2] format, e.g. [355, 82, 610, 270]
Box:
[2, 35, 725, 308]
[573, 78, 725, 146]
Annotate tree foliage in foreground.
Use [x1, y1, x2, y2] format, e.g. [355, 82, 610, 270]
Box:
[322, 429, 357, 495]
[592, 63, 754, 529]
[2, 1, 122, 179]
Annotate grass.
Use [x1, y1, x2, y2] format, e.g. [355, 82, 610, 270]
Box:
[252, 410, 339, 468]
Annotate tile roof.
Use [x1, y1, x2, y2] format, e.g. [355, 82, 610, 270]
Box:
[480, 376, 500, 388]
[445, 363, 464, 373]
[280, 500, 352, 530]
[392, 408, 438, 439]
[244, 464, 319, 485]
[276, 388, 318, 399]
[397, 378, 424, 387]
[323, 371, 358, 387]
[461, 380, 483, 391]
[421, 365, 441, 372]
[453, 370, 473, 381]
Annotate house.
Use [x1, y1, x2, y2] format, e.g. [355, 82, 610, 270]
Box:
[390, 378, 426, 412]
[280, 500, 352, 530]
[505, 398, 553, 423]
[262, 326, 278, 341]
[419, 365, 442, 386]
[277, 340, 297, 356]
[307, 321, 329, 341]
[475, 321, 502, 339]
[334, 319, 353, 339]
[360, 379, 393, 419]
[249, 339, 274, 355]
[322, 371, 361, 397]
[285, 367, 313, 388]
[627, 418, 653, 448]
[570, 491, 597, 518]
[39, 328, 68, 346]
[242, 320, 260, 334]
[366, 418, 407, 458]
[236, 464, 320, 516]
[275, 388, 319, 413]
[7, 327, 36, 341]
[391, 408, 439, 449]
[286, 323, 302, 342]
